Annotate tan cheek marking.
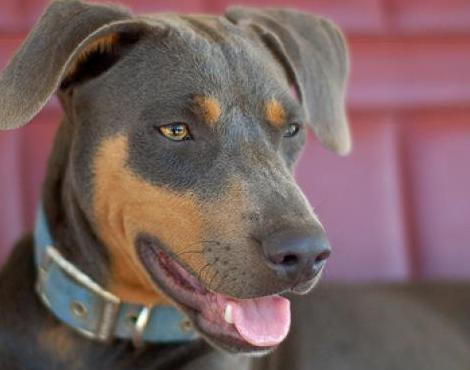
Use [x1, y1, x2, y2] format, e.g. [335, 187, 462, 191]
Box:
[66, 33, 119, 78]
[194, 96, 222, 125]
[265, 99, 287, 128]
[93, 135, 207, 306]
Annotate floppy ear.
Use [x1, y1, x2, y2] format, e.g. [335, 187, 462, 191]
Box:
[0, 0, 144, 130]
[225, 7, 351, 155]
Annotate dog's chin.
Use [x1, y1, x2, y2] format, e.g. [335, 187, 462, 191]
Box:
[135, 237, 292, 355]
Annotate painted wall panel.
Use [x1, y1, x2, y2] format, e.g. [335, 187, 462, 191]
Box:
[296, 115, 410, 280]
[402, 111, 470, 279]
[1, 0, 469, 280]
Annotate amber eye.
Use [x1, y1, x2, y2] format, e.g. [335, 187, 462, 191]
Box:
[159, 123, 192, 141]
[283, 123, 300, 138]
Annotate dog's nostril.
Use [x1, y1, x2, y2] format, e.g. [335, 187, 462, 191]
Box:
[280, 254, 299, 266]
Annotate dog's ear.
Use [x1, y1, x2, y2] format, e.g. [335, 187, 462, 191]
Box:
[226, 7, 351, 155]
[0, 0, 148, 130]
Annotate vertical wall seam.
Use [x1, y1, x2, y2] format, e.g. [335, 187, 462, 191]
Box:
[395, 112, 422, 279]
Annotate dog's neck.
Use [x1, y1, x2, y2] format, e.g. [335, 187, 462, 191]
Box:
[34, 119, 201, 348]
[0, 229, 219, 370]
[42, 124, 109, 286]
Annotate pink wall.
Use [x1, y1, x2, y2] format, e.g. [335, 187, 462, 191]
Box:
[1, 0, 469, 280]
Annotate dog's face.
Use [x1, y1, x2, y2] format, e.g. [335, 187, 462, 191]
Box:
[0, 1, 350, 354]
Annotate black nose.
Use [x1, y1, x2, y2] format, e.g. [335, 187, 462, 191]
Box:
[261, 230, 331, 284]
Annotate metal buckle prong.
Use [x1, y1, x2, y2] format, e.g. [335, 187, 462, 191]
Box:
[132, 306, 151, 348]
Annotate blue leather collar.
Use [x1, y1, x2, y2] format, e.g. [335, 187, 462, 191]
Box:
[34, 206, 198, 346]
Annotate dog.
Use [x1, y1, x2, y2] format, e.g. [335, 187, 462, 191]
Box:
[0, 1, 350, 369]
[2, 1, 469, 370]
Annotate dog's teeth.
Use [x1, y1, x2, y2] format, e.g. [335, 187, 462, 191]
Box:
[224, 304, 234, 324]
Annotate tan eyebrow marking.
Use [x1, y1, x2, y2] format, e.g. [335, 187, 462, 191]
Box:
[194, 96, 222, 126]
[265, 98, 287, 128]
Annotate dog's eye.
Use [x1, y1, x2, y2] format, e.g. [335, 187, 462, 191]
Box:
[283, 123, 300, 138]
[159, 123, 192, 141]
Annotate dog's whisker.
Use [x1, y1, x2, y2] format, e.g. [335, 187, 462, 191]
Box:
[175, 250, 205, 257]
[208, 270, 220, 292]
[214, 278, 225, 293]
[174, 240, 223, 258]
[203, 262, 217, 282]
[196, 262, 212, 282]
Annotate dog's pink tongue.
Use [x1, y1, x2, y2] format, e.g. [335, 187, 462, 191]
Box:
[231, 296, 291, 347]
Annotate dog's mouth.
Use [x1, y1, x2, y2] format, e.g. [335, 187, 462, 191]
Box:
[136, 237, 291, 353]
